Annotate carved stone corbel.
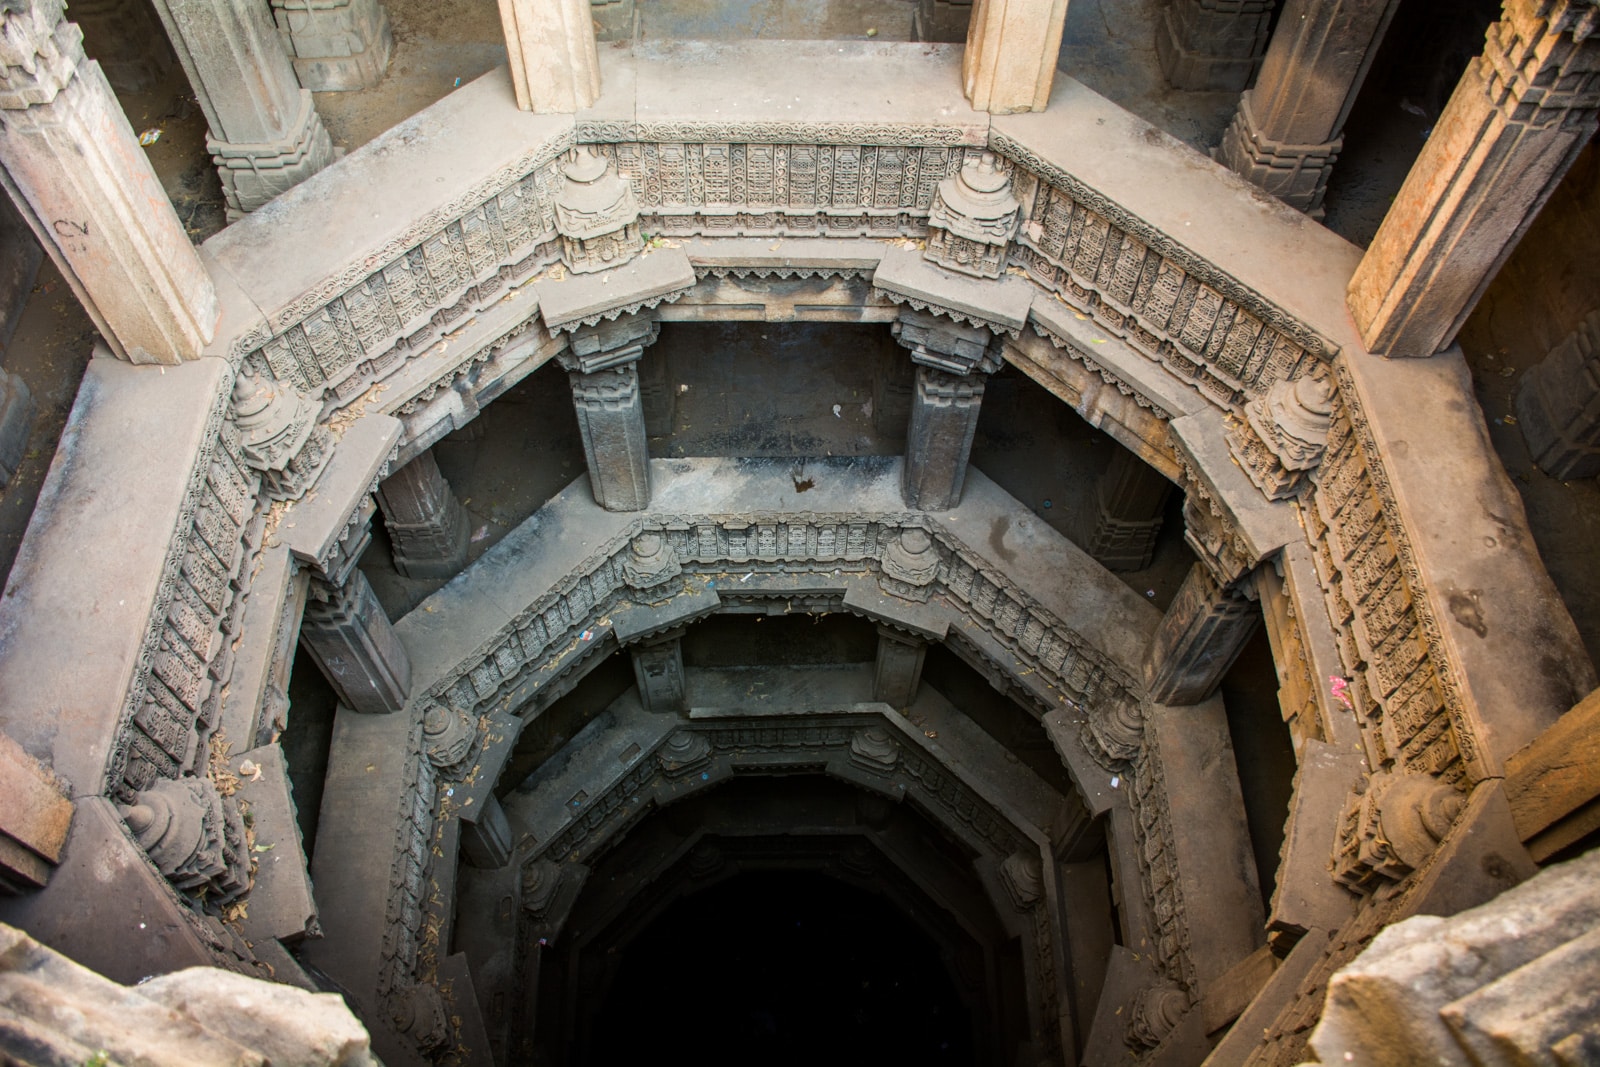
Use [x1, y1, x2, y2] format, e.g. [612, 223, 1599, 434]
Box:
[878, 527, 941, 601]
[422, 703, 473, 773]
[555, 147, 643, 274]
[234, 366, 333, 501]
[622, 531, 682, 602]
[120, 775, 251, 905]
[925, 152, 1020, 279]
[1227, 373, 1334, 501]
[1332, 769, 1466, 893]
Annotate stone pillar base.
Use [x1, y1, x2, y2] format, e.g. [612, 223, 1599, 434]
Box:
[1217, 94, 1340, 217]
[300, 570, 412, 713]
[271, 0, 393, 92]
[1157, 0, 1276, 93]
[1516, 309, 1600, 481]
[210, 90, 335, 217]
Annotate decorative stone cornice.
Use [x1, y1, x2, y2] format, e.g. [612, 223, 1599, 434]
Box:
[0, 1, 79, 109]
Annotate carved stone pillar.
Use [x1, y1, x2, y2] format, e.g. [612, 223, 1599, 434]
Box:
[1216, 0, 1401, 216]
[561, 313, 657, 512]
[269, 0, 392, 92]
[893, 309, 1000, 511]
[497, 0, 599, 114]
[375, 449, 470, 580]
[1515, 307, 1600, 479]
[1144, 562, 1260, 705]
[0, 1, 217, 364]
[873, 626, 928, 708]
[630, 631, 686, 713]
[299, 569, 411, 714]
[1348, 0, 1600, 358]
[148, 0, 335, 217]
[72, 0, 176, 93]
[1088, 448, 1172, 572]
[962, 0, 1071, 114]
[1157, 0, 1277, 92]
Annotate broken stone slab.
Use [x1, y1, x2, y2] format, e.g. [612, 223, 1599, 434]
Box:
[0, 729, 72, 889]
[280, 413, 399, 582]
[231, 743, 317, 945]
[533, 248, 695, 334]
[1311, 848, 1600, 1067]
[872, 244, 1033, 337]
[0, 355, 230, 795]
[1442, 925, 1600, 1067]
[1337, 345, 1598, 771]
[137, 965, 378, 1065]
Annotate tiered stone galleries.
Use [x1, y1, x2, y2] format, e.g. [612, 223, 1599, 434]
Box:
[0, 37, 1591, 1067]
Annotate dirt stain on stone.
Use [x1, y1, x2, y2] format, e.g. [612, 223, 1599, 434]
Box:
[988, 515, 1015, 563]
[1449, 588, 1489, 638]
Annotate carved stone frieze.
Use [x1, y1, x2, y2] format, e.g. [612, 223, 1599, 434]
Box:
[925, 152, 1020, 279]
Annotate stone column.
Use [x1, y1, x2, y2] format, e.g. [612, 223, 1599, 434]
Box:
[561, 313, 657, 512]
[148, 0, 335, 218]
[630, 631, 686, 713]
[0, 1, 216, 364]
[1515, 307, 1600, 479]
[1157, 1, 1277, 92]
[299, 569, 411, 713]
[497, 0, 599, 114]
[1217, 0, 1401, 216]
[375, 450, 469, 580]
[1087, 448, 1172, 572]
[461, 793, 512, 869]
[0, 367, 33, 489]
[269, 0, 393, 92]
[1144, 563, 1260, 705]
[962, 0, 1071, 114]
[873, 626, 928, 708]
[1348, 0, 1600, 358]
[891, 308, 1000, 511]
[904, 365, 986, 511]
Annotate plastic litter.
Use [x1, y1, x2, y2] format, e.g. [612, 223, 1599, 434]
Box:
[137, 128, 162, 146]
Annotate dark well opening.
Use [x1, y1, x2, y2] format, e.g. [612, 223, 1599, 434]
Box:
[585, 870, 977, 1067]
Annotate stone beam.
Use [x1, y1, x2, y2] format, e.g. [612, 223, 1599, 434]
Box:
[1217, 0, 1401, 216]
[497, 0, 599, 114]
[148, 0, 335, 217]
[0, 2, 216, 364]
[962, 0, 1070, 113]
[1348, 0, 1600, 357]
